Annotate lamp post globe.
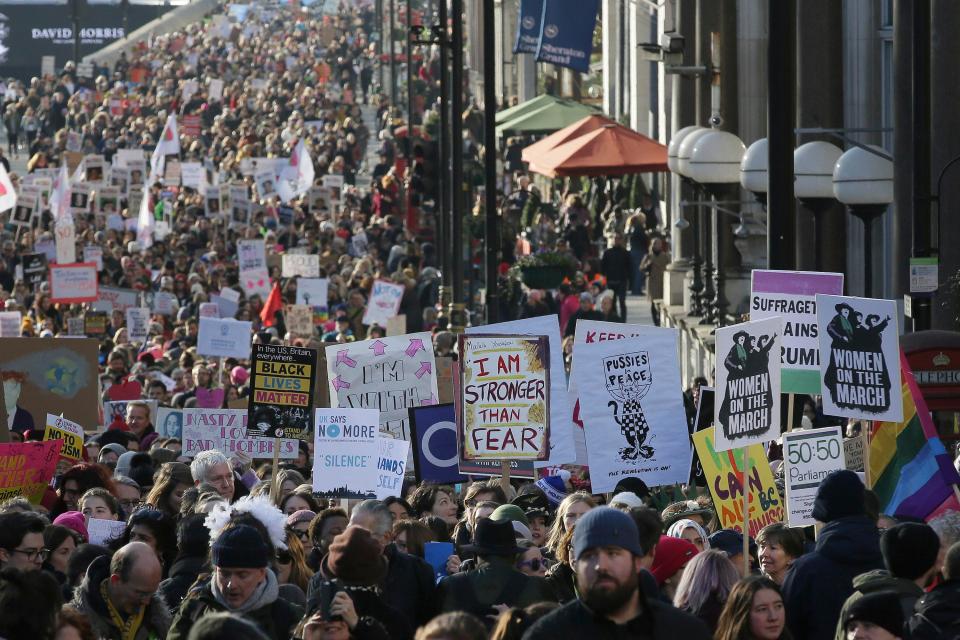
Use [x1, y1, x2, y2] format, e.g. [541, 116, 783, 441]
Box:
[795, 141, 843, 270]
[668, 125, 707, 174]
[740, 137, 769, 204]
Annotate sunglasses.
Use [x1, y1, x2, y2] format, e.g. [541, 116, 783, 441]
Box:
[518, 558, 544, 572]
[277, 550, 292, 565]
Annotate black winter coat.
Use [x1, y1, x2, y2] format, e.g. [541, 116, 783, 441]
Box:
[909, 579, 960, 640]
[157, 555, 207, 614]
[782, 516, 883, 640]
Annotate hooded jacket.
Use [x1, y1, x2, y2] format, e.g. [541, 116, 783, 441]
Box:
[69, 555, 172, 640]
[157, 555, 208, 614]
[908, 578, 960, 640]
[833, 569, 924, 640]
[166, 572, 302, 640]
[783, 516, 883, 640]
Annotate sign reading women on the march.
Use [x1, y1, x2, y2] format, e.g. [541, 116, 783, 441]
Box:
[713, 317, 783, 452]
[817, 295, 903, 422]
[458, 334, 550, 461]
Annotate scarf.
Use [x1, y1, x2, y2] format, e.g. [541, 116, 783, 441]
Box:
[736, 345, 747, 361]
[841, 316, 853, 335]
[100, 579, 146, 640]
[210, 567, 279, 614]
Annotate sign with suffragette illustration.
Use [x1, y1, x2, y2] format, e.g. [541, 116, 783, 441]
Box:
[713, 317, 783, 452]
[816, 295, 903, 422]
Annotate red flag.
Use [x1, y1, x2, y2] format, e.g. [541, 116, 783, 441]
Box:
[260, 281, 283, 327]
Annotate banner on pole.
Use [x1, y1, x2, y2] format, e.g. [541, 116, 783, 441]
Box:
[534, 0, 600, 73]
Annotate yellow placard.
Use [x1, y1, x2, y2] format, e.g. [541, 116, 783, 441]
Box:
[43, 425, 83, 461]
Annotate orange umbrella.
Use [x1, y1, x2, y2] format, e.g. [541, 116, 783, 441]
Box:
[526, 120, 669, 177]
[521, 114, 612, 165]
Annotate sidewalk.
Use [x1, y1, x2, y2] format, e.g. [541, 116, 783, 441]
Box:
[626, 293, 655, 325]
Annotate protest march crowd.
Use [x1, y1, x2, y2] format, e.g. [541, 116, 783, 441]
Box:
[0, 2, 958, 640]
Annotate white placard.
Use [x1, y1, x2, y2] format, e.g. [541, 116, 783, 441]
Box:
[0, 311, 21, 337]
[374, 436, 410, 499]
[181, 162, 205, 189]
[125, 307, 150, 343]
[83, 245, 103, 271]
[55, 222, 76, 264]
[153, 291, 178, 316]
[181, 408, 297, 459]
[362, 279, 404, 327]
[87, 518, 126, 546]
[312, 408, 380, 499]
[296, 278, 328, 307]
[782, 427, 846, 527]
[238, 239, 271, 300]
[49, 263, 98, 303]
[197, 317, 252, 359]
[282, 254, 320, 278]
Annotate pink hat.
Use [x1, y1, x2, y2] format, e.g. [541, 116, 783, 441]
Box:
[231, 366, 249, 384]
[53, 511, 89, 543]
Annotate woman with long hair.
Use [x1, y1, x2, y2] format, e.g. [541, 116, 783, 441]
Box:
[408, 484, 459, 534]
[715, 576, 791, 640]
[545, 492, 596, 558]
[273, 468, 307, 505]
[673, 549, 741, 631]
[391, 519, 435, 559]
[277, 531, 314, 593]
[544, 528, 577, 603]
[280, 484, 324, 515]
[51, 463, 116, 518]
[145, 462, 194, 518]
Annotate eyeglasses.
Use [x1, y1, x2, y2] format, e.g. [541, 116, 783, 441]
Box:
[517, 558, 543, 572]
[119, 499, 143, 512]
[291, 529, 309, 542]
[11, 547, 49, 562]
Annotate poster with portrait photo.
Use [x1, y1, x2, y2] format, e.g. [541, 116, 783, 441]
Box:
[84, 155, 105, 184]
[126, 164, 146, 195]
[110, 169, 128, 197]
[205, 190, 222, 216]
[816, 294, 902, 422]
[96, 187, 120, 216]
[11, 187, 38, 227]
[70, 186, 90, 214]
[126, 186, 144, 218]
[713, 317, 783, 452]
[255, 170, 278, 201]
[309, 186, 331, 214]
[322, 174, 344, 203]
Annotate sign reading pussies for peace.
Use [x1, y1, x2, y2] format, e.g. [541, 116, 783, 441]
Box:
[816, 295, 903, 422]
[248, 344, 317, 440]
[750, 270, 844, 394]
[458, 335, 550, 461]
[326, 332, 439, 441]
[572, 328, 691, 493]
[713, 317, 783, 452]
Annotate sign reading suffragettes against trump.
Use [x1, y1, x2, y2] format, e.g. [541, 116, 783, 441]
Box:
[750, 270, 844, 394]
[713, 317, 783, 452]
[312, 408, 379, 500]
[0, 440, 61, 503]
[816, 295, 903, 422]
[248, 344, 317, 440]
[572, 329, 691, 493]
[693, 426, 784, 536]
[326, 332, 439, 441]
[458, 335, 550, 461]
[182, 408, 297, 459]
[362, 279, 404, 327]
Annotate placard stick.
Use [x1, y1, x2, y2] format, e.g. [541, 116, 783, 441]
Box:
[785, 393, 795, 432]
[742, 448, 751, 575]
[500, 461, 511, 497]
[864, 423, 873, 489]
[269, 437, 281, 503]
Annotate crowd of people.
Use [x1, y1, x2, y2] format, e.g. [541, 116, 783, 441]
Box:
[0, 1, 955, 640]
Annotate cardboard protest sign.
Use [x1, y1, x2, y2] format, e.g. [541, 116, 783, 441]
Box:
[197, 317, 252, 359]
[692, 426, 785, 536]
[750, 270, 844, 394]
[49, 263, 98, 303]
[689, 387, 714, 486]
[199, 303, 219, 318]
[22, 253, 47, 286]
[322, 174, 344, 201]
[844, 433, 866, 472]
[238, 239, 271, 300]
[125, 307, 150, 343]
[312, 408, 379, 499]
[248, 344, 317, 440]
[375, 436, 410, 499]
[573, 330, 691, 492]
[467, 316, 574, 467]
[94, 286, 139, 313]
[282, 254, 320, 278]
[55, 222, 76, 264]
[285, 305, 315, 336]
[0, 440, 61, 503]
[255, 170, 278, 200]
[362, 279, 404, 327]
[0, 338, 100, 433]
[83, 245, 103, 271]
[181, 162, 205, 190]
[181, 408, 297, 458]
[296, 278, 329, 325]
[88, 518, 126, 546]
[458, 335, 550, 461]
[43, 413, 84, 462]
[83, 312, 108, 336]
[104, 400, 157, 429]
[714, 317, 783, 452]
[408, 404, 468, 483]
[153, 292, 177, 316]
[817, 295, 902, 422]
[156, 407, 183, 438]
[326, 332, 439, 441]
[782, 426, 846, 527]
[0, 312, 21, 337]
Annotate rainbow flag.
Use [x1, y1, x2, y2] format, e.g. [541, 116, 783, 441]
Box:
[869, 352, 960, 521]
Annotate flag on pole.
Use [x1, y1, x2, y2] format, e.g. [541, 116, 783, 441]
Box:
[149, 114, 180, 183]
[277, 138, 314, 202]
[137, 186, 154, 250]
[0, 164, 16, 213]
[50, 163, 71, 223]
[869, 352, 960, 521]
[69, 159, 84, 185]
[259, 281, 283, 327]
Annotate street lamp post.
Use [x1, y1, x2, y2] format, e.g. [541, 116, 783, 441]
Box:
[390, 0, 398, 109]
[482, 0, 498, 324]
[833, 145, 894, 298]
[448, 0, 466, 331]
[688, 130, 746, 326]
[794, 141, 843, 271]
[675, 127, 713, 317]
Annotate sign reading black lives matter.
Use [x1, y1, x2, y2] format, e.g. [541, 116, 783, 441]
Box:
[816, 294, 903, 422]
[247, 343, 318, 440]
[713, 317, 783, 452]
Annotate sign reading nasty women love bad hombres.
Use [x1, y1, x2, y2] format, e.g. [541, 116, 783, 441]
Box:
[750, 270, 844, 394]
[713, 317, 783, 452]
[817, 294, 903, 422]
[458, 335, 550, 461]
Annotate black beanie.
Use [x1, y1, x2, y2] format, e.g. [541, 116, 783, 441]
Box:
[811, 470, 865, 523]
[844, 591, 904, 637]
[177, 513, 210, 559]
[212, 524, 270, 569]
[881, 522, 940, 580]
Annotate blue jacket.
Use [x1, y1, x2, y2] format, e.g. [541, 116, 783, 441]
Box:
[783, 516, 883, 640]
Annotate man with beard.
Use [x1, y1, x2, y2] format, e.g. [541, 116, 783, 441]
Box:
[523, 507, 710, 639]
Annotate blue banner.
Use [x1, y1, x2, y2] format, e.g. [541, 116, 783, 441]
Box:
[535, 0, 599, 73]
[408, 404, 468, 483]
[513, 0, 545, 54]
